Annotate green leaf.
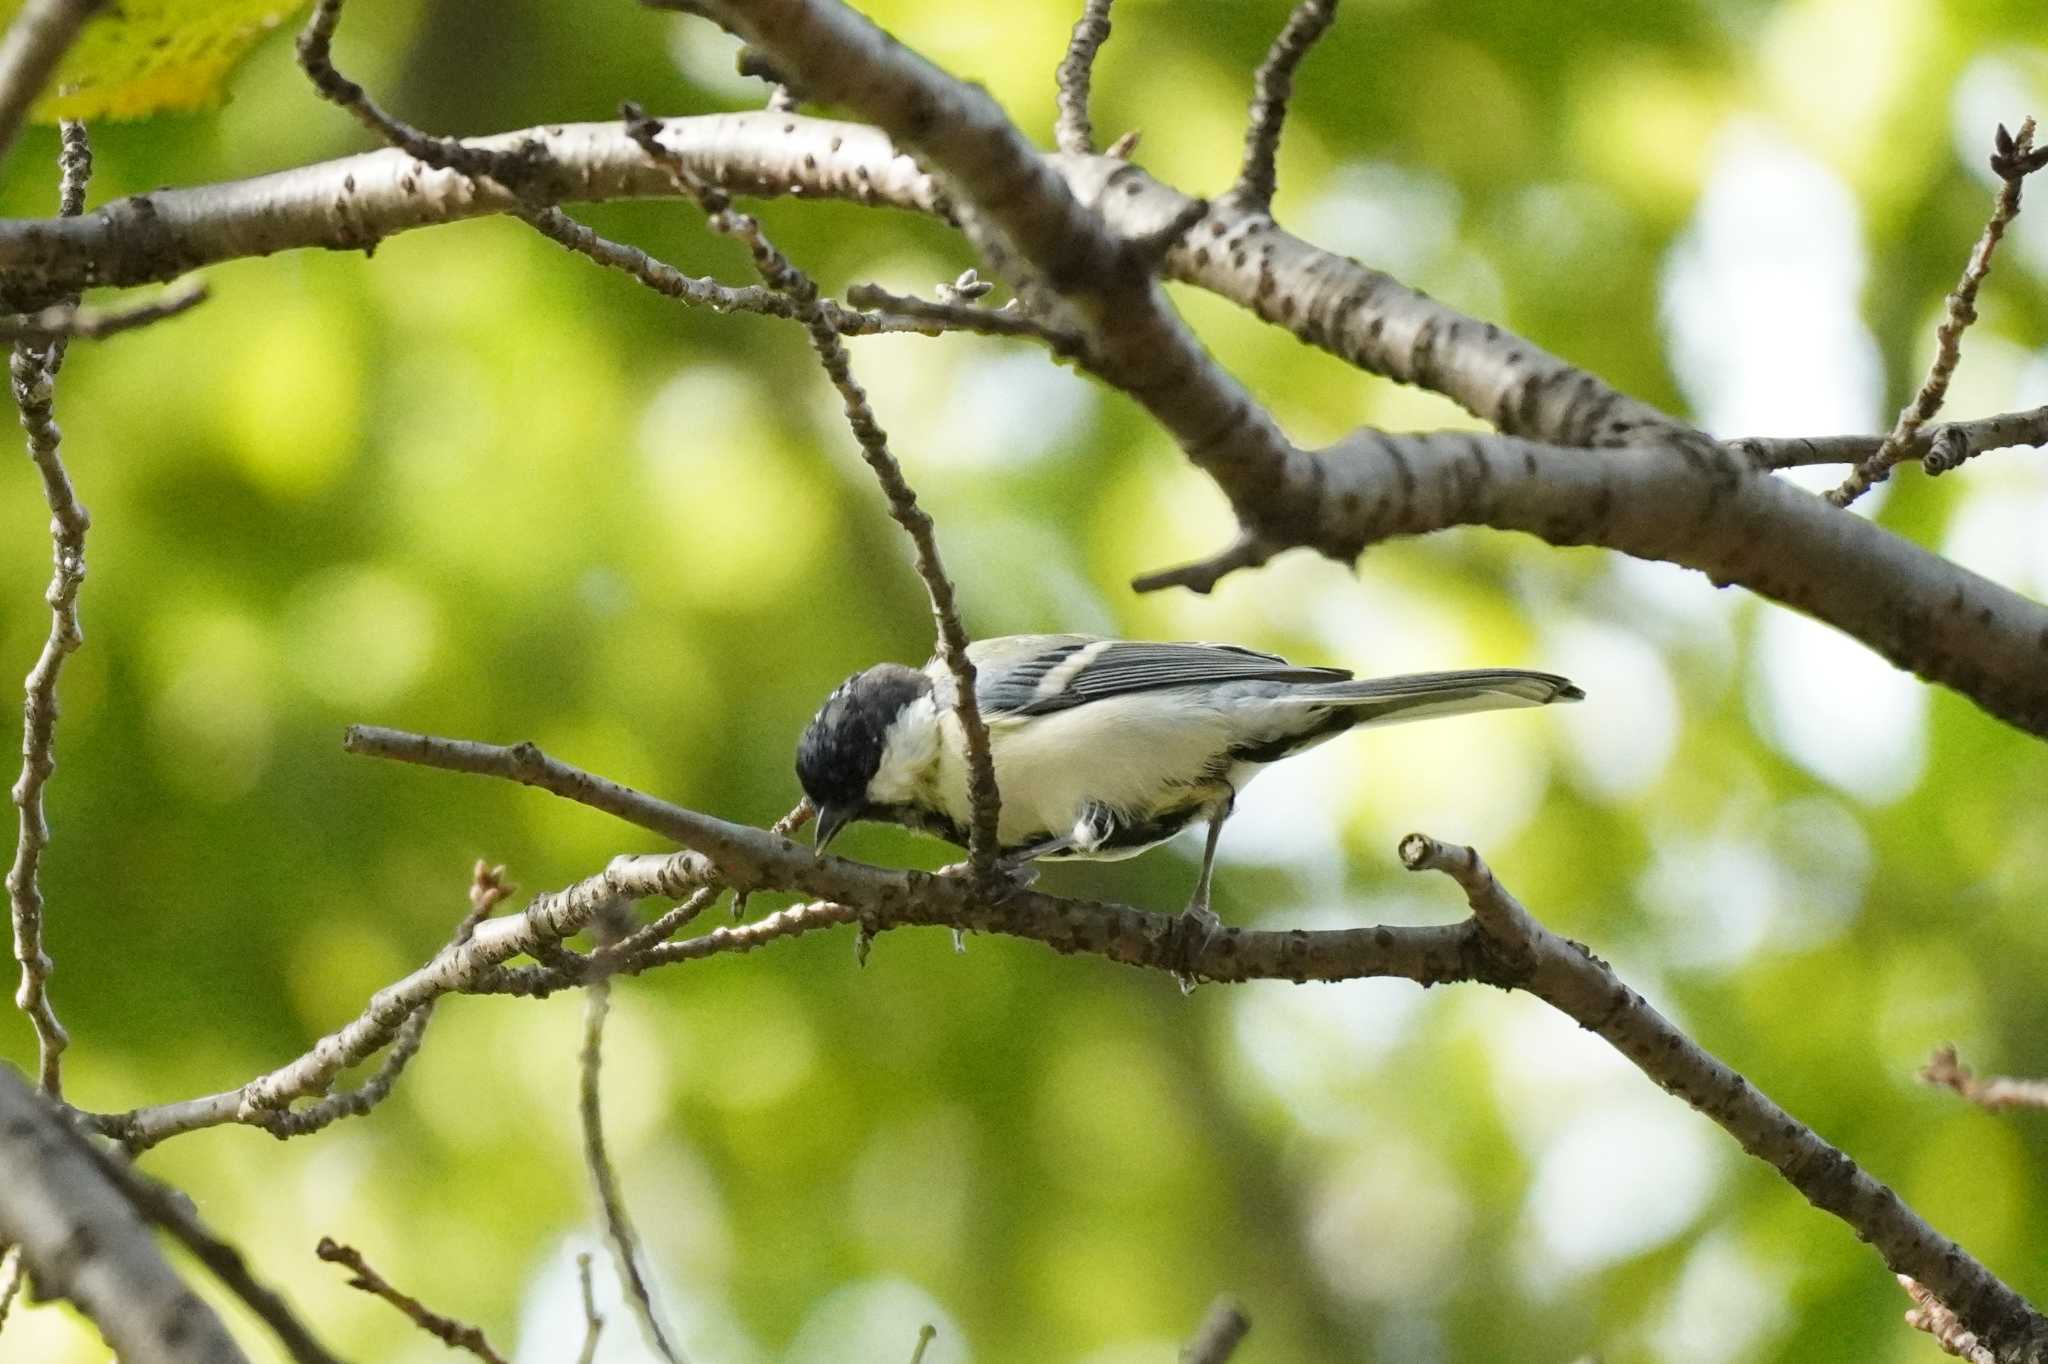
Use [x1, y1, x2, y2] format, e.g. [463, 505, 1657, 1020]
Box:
[0, 0, 305, 121]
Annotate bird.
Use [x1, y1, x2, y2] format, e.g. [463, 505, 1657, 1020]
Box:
[794, 634, 1582, 928]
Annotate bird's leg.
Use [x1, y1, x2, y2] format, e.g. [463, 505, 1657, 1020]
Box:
[1174, 791, 1234, 994]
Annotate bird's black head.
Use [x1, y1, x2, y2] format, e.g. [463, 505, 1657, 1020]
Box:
[795, 662, 931, 850]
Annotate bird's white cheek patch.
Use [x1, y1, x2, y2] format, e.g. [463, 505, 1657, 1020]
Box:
[866, 696, 942, 805]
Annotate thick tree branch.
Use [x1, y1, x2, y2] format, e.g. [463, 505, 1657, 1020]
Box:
[1052, 0, 1114, 155]
[0, 1065, 251, 1364]
[1228, 0, 1338, 213]
[1830, 119, 2048, 506]
[1393, 835, 2048, 1363]
[1148, 424, 2048, 737]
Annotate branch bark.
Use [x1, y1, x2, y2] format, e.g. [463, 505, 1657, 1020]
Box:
[0, 1065, 250, 1364]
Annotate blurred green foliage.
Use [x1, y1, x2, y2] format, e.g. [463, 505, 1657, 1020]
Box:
[4, 1, 2048, 1361]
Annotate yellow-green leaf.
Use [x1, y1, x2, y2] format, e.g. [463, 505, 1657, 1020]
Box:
[0, 0, 304, 121]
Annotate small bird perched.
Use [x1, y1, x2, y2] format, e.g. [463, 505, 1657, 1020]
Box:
[796, 634, 1582, 927]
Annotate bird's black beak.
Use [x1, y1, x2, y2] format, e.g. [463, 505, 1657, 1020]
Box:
[814, 803, 855, 853]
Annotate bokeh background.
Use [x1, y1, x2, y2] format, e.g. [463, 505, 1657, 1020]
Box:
[3, 0, 2048, 1360]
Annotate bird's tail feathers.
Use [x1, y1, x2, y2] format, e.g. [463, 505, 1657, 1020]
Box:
[1287, 669, 1582, 727]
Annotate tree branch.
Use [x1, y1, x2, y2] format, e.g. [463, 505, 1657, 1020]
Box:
[1395, 834, 2048, 1363]
[1829, 118, 2048, 506]
[1052, 0, 1114, 155]
[0, 0, 101, 169]
[7, 120, 94, 1098]
[0, 1065, 251, 1364]
[1228, 0, 1338, 213]
[1180, 1295, 1250, 1364]
[0, 278, 206, 342]
[579, 948, 684, 1364]
[317, 1238, 506, 1363]
[1922, 1045, 2048, 1112]
[1730, 405, 2048, 475]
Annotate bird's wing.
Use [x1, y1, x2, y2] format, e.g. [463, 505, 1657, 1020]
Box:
[975, 638, 1351, 717]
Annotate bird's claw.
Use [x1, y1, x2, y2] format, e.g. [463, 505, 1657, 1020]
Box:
[937, 855, 1039, 901]
[1171, 902, 1223, 995]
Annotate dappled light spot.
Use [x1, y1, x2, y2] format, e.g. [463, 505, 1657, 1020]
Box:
[1518, 1096, 1723, 1286]
[1549, 618, 1680, 800]
[1230, 903, 1434, 1136]
[1305, 1141, 1472, 1306]
[640, 367, 833, 608]
[1646, 1232, 1791, 1364]
[1663, 122, 1881, 497]
[783, 1278, 966, 1364]
[284, 566, 439, 709]
[1751, 605, 1927, 802]
[145, 605, 278, 801]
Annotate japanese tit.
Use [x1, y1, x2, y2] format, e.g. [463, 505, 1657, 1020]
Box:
[795, 634, 1582, 924]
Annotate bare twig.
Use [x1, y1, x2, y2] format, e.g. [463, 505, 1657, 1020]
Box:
[1230, 0, 1339, 212]
[580, 966, 683, 1364]
[6, 121, 95, 1098]
[0, 279, 207, 343]
[251, 863, 514, 1141]
[96, 1146, 345, 1364]
[844, 281, 1084, 352]
[0, 0, 102, 168]
[575, 1252, 604, 1364]
[1829, 119, 2048, 506]
[317, 1238, 507, 1364]
[0, 1243, 22, 1337]
[907, 1322, 937, 1364]
[520, 206, 934, 336]
[1052, 0, 1114, 154]
[1732, 405, 2048, 475]
[1181, 1295, 1251, 1364]
[1922, 1044, 2048, 1112]
[622, 105, 1004, 878]
[1905, 1277, 2000, 1364]
[1129, 531, 1275, 595]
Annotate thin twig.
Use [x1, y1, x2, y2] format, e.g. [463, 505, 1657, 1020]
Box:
[907, 1322, 938, 1364]
[520, 206, 933, 336]
[1052, 0, 1114, 154]
[7, 121, 95, 1098]
[1829, 118, 2048, 506]
[1131, 531, 1275, 595]
[1903, 1277, 1999, 1364]
[317, 1238, 507, 1364]
[0, 1244, 21, 1337]
[622, 105, 1005, 877]
[0, 0, 103, 168]
[1229, 0, 1339, 212]
[95, 1146, 345, 1364]
[253, 863, 513, 1140]
[1922, 1044, 2048, 1112]
[844, 281, 1085, 353]
[1732, 404, 2048, 475]
[0, 279, 208, 343]
[576, 1252, 605, 1364]
[1181, 1295, 1251, 1364]
[581, 962, 684, 1364]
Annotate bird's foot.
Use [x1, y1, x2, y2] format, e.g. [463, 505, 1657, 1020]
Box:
[1171, 901, 1223, 995]
[937, 854, 1040, 900]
